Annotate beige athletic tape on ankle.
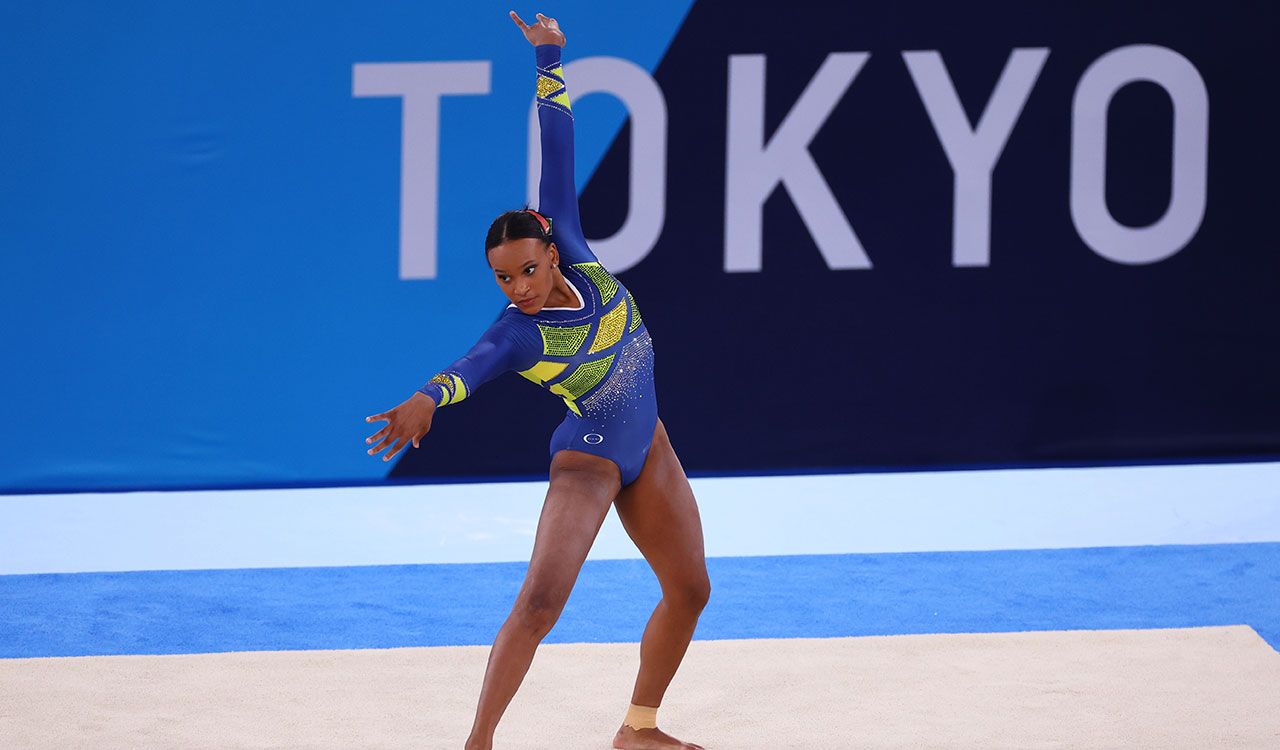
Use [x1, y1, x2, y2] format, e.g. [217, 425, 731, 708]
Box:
[623, 703, 658, 730]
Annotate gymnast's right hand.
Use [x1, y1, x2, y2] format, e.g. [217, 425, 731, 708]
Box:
[364, 392, 435, 462]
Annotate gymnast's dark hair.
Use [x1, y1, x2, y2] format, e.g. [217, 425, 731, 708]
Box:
[485, 208, 553, 254]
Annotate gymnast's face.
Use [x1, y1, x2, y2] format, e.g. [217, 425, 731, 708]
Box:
[488, 238, 561, 314]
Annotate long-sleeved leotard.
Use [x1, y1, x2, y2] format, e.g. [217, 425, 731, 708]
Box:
[417, 44, 657, 485]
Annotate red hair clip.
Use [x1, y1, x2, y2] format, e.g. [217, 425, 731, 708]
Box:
[524, 209, 552, 235]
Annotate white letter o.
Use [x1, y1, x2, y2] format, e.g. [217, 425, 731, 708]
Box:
[1070, 45, 1209, 265]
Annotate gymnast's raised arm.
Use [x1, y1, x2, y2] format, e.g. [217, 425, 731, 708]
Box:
[509, 10, 595, 264]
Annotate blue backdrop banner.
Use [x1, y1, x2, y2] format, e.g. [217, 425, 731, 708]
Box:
[2, 1, 1276, 492]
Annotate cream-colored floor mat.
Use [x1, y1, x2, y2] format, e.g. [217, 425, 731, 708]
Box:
[2, 626, 1278, 749]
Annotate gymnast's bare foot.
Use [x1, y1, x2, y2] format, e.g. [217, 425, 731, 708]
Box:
[613, 725, 706, 749]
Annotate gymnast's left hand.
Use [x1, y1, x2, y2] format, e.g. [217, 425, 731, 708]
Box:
[509, 10, 566, 47]
[364, 392, 436, 462]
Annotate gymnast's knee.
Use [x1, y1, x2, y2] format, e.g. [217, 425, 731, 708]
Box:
[666, 576, 711, 614]
[510, 589, 567, 639]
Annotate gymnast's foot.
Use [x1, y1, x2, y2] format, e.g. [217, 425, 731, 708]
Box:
[612, 725, 706, 749]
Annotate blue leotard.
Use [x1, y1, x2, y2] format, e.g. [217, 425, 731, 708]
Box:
[417, 44, 657, 485]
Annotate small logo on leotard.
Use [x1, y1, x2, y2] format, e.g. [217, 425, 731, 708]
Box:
[583, 433, 604, 445]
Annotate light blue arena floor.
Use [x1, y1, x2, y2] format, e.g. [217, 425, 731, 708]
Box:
[4, 462, 1280, 574]
[3, 542, 1278, 658]
[3, 463, 1278, 660]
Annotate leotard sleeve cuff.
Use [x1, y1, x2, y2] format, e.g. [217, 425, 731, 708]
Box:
[416, 384, 444, 407]
[417, 373, 469, 408]
[535, 44, 562, 69]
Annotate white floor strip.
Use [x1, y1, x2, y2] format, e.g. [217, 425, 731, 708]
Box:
[2, 462, 1278, 575]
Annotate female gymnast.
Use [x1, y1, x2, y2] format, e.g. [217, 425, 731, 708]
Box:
[363, 11, 710, 750]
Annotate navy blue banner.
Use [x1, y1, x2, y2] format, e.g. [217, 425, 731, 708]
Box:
[398, 0, 1280, 479]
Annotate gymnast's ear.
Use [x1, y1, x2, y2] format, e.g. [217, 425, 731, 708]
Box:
[547, 242, 560, 268]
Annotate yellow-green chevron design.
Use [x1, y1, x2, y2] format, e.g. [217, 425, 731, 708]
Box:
[537, 323, 589, 357]
[589, 300, 628, 354]
[627, 293, 643, 333]
[574, 262, 618, 303]
[553, 354, 615, 401]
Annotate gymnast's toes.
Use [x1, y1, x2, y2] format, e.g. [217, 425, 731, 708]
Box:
[612, 724, 706, 749]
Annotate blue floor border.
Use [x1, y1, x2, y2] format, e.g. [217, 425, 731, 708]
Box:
[3, 542, 1278, 658]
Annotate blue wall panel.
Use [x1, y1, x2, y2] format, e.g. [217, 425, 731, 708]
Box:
[0, 1, 693, 491]
[2, 1, 1276, 491]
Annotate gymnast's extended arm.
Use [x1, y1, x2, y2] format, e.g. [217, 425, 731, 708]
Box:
[364, 316, 540, 461]
[415, 318, 541, 409]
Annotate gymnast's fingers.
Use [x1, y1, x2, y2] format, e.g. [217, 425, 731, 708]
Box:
[367, 433, 395, 455]
[383, 437, 409, 461]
